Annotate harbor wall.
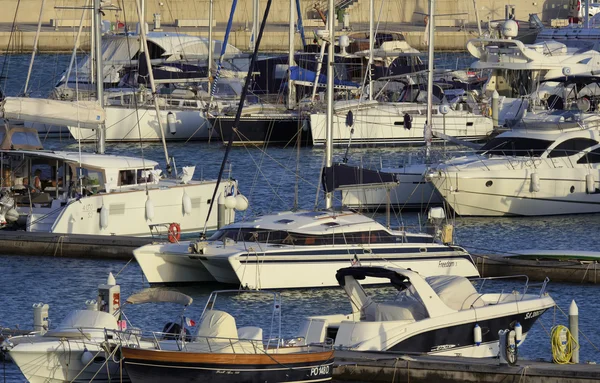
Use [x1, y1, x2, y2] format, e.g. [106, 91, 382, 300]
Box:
[0, 0, 566, 27]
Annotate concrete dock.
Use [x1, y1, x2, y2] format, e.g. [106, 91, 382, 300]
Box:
[333, 350, 600, 383]
[0, 231, 152, 259]
[475, 254, 600, 284]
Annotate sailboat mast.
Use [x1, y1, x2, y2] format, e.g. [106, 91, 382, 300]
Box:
[208, 0, 214, 76]
[325, 0, 334, 209]
[287, 0, 296, 109]
[425, 0, 435, 159]
[368, 0, 374, 100]
[134, 0, 171, 173]
[93, 0, 105, 154]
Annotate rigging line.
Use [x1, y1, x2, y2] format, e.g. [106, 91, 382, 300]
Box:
[23, 0, 46, 96]
[201, 0, 273, 236]
[0, 0, 21, 96]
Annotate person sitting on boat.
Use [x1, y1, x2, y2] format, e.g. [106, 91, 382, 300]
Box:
[33, 169, 42, 191]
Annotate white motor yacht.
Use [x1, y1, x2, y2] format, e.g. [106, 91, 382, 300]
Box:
[0, 124, 241, 235]
[133, 209, 479, 288]
[296, 266, 555, 357]
[429, 109, 600, 216]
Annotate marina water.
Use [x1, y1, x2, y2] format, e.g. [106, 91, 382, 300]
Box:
[1, 54, 600, 381]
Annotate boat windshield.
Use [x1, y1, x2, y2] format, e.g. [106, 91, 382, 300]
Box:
[208, 228, 430, 245]
[476, 137, 553, 157]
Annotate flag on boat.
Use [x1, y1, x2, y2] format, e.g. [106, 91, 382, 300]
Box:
[184, 317, 196, 327]
[351, 254, 361, 267]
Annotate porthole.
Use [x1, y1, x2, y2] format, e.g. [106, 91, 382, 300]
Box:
[485, 180, 493, 187]
[570, 186, 575, 193]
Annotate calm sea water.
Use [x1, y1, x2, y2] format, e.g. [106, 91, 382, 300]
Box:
[1, 54, 600, 382]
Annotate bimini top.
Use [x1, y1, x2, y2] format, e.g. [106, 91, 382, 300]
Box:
[126, 289, 193, 306]
[0, 125, 43, 151]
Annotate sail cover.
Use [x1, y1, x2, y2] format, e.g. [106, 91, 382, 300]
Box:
[322, 163, 399, 193]
[126, 289, 193, 306]
[2, 97, 105, 129]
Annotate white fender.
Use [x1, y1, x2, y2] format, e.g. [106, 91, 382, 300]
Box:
[586, 173, 595, 194]
[100, 202, 109, 229]
[474, 323, 482, 346]
[530, 172, 540, 192]
[145, 196, 155, 221]
[81, 348, 94, 365]
[235, 194, 249, 211]
[5, 208, 19, 222]
[182, 190, 192, 215]
[515, 322, 522, 345]
[224, 195, 237, 209]
[167, 112, 177, 135]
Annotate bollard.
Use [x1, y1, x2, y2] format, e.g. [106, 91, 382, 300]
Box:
[492, 90, 499, 127]
[569, 300, 579, 363]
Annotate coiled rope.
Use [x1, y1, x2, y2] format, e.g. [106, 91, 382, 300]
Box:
[551, 325, 579, 364]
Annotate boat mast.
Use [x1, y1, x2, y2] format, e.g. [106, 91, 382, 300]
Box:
[325, 0, 334, 209]
[24, 0, 46, 95]
[287, 0, 296, 109]
[134, 0, 171, 173]
[425, 0, 435, 160]
[93, 0, 105, 154]
[368, 0, 374, 100]
[208, 0, 214, 76]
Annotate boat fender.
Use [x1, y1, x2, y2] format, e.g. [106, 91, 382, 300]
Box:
[81, 347, 94, 365]
[225, 195, 237, 209]
[586, 173, 595, 194]
[167, 112, 177, 135]
[182, 190, 192, 215]
[168, 222, 181, 243]
[474, 324, 482, 346]
[530, 172, 540, 192]
[235, 194, 249, 211]
[100, 203, 109, 229]
[514, 322, 522, 345]
[145, 196, 155, 221]
[5, 208, 18, 222]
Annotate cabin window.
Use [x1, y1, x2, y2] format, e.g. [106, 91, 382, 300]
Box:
[11, 131, 42, 147]
[477, 137, 553, 157]
[577, 147, 600, 164]
[118, 170, 136, 186]
[137, 168, 156, 184]
[548, 138, 598, 158]
[77, 168, 105, 193]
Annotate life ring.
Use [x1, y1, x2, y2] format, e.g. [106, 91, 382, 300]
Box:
[168, 222, 181, 243]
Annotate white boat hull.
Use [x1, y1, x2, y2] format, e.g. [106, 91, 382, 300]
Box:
[431, 168, 600, 216]
[9, 340, 121, 383]
[310, 102, 493, 146]
[342, 164, 443, 210]
[69, 106, 214, 142]
[25, 180, 236, 236]
[134, 242, 216, 284]
[203, 248, 479, 289]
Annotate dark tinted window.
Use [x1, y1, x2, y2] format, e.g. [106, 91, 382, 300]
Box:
[548, 138, 598, 158]
[477, 137, 553, 157]
[577, 147, 600, 164]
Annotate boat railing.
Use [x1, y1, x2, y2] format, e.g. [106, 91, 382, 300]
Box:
[471, 274, 549, 303]
[111, 329, 333, 355]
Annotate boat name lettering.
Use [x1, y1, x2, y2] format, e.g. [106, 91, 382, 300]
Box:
[215, 370, 239, 375]
[431, 344, 456, 351]
[438, 260, 456, 268]
[524, 310, 545, 320]
[310, 365, 330, 376]
[82, 203, 95, 218]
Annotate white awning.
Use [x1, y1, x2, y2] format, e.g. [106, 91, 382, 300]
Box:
[126, 289, 193, 306]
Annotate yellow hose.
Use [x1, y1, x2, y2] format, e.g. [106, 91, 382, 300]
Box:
[551, 325, 580, 364]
